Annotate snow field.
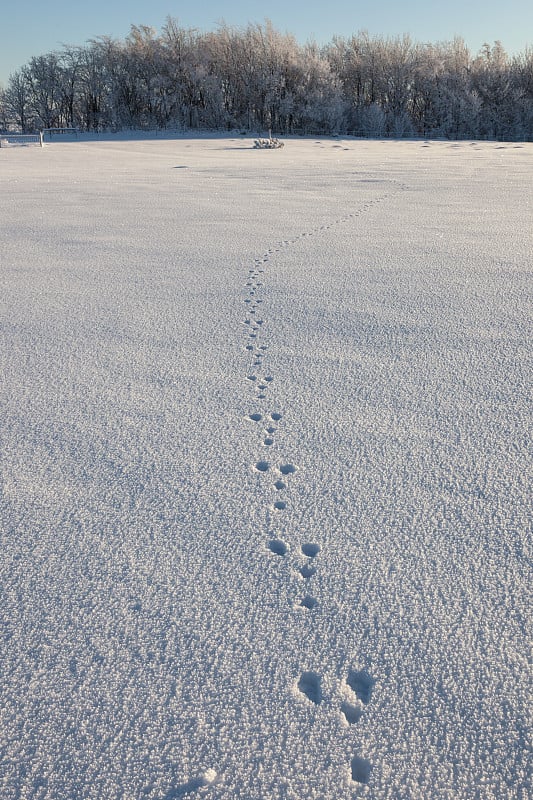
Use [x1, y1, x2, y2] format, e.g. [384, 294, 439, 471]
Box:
[1, 136, 531, 799]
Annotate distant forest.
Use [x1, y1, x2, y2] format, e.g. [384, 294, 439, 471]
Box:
[1, 19, 532, 140]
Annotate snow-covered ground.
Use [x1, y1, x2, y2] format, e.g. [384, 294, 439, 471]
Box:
[1, 136, 531, 800]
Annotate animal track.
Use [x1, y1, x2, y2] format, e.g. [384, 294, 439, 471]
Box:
[237, 197, 393, 791]
[297, 671, 322, 704]
[341, 701, 363, 725]
[279, 463, 296, 475]
[268, 539, 287, 556]
[347, 670, 374, 705]
[351, 756, 371, 784]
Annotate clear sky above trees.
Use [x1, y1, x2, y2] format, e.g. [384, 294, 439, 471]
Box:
[1, 0, 532, 86]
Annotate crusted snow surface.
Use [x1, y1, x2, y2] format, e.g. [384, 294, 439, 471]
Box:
[1, 136, 531, 799]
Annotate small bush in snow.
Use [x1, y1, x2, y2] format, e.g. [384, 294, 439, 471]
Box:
[253, 138, 284, 149]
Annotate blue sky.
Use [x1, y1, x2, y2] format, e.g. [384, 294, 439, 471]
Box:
[2, 0, 532, 86]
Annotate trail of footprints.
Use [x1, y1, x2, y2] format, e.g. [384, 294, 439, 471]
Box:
[240, 191, 401, 788]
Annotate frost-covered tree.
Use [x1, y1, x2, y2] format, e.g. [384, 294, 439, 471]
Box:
[74, 41, 112, 131]
[55, 46, 84, 128]
[471, 42, 513, 139]
[3, 20, 531, 139]
[408, 38, 476, 138]
[2, 69, 32, 131]
[380, 35, 417, 134]
[24, 54, 63, 128]
[509, 47, 533, 139]
[290, 43, 344, 134]
[159, 18, 203, 129]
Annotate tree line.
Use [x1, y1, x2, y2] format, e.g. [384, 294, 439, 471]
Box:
[1, 19, 532, 140]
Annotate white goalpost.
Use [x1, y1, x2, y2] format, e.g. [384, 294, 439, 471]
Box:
[41, 127, 78, 141]
[0, 133, 43, 147]
[0, 128, 79, 148]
